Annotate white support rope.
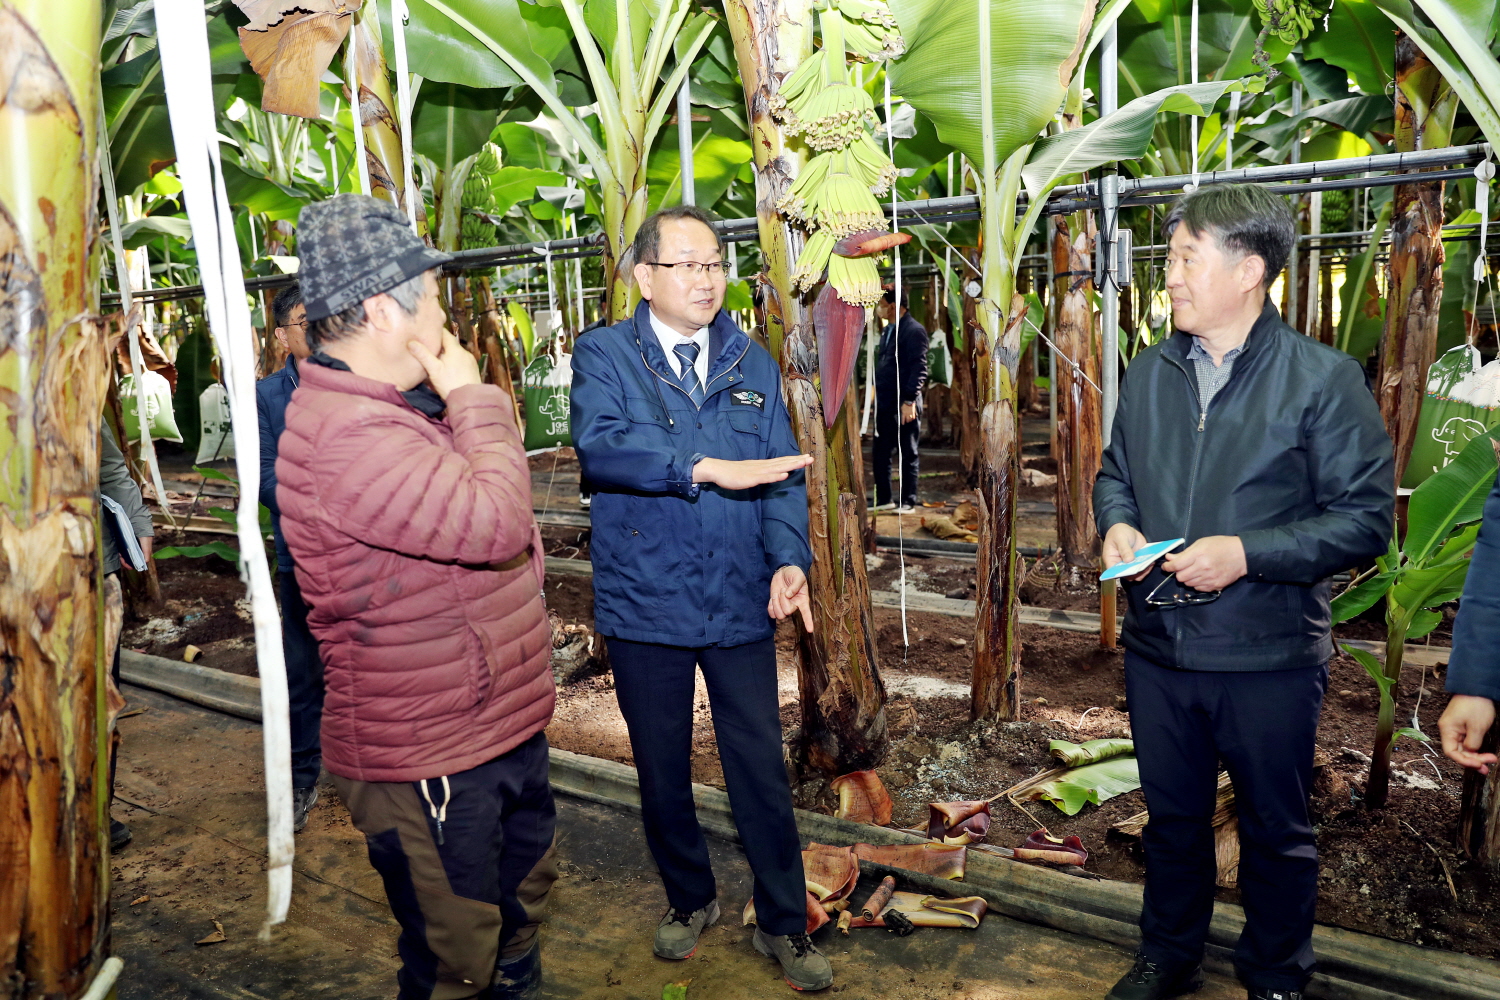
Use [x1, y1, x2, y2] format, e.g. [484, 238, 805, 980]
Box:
[155, 0, 293, 938]
[346, 17, 372, 197]
[391, 0, 417, 230]
[884, 66, 908, 653]
[1189, 0, 1200, 186]
[98, 121, 171, 518]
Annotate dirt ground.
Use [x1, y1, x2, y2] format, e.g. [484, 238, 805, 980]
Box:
[111, 685, 1251, 1000]
[124, 428, 1499, 967]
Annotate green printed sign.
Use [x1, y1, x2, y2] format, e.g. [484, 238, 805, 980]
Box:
[1402, 345, 1500, 488]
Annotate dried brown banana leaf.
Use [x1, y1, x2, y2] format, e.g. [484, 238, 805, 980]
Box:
[852, 842, 966, 880]
[236, 0, 361, 118]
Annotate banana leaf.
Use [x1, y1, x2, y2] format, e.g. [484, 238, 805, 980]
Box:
[645, 132, 753, 216]
[412, 82, 503, 170]
[1303, 0, 1396, 94]
[1369, 0, 1500, 146]
[1021, 757, 1141, 816]
[1049, 738, 1134, 767]
[887, 0, 1095, 172]
[1404, 425, 1500, 564]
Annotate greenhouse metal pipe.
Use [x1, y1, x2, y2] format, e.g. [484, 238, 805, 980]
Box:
[1099, 21, 1119, 449]
[678, 80, 695, 206]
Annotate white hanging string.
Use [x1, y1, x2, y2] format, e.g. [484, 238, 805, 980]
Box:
[1475, 156, 1494, 284]
[1224, 90, 1240, 171]
[860, 309, 877, 434]
[154, 0, 293, 938]
[391, 0, 417, 230]
[884, 65, 909, 652]
[98, 120, 172, 517]
[346, 17, 372, 197]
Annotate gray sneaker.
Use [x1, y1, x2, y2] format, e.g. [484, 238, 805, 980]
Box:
[654, 901, 720, 960]
[753, 928, 834, 991]
[293, 786, 319, 834]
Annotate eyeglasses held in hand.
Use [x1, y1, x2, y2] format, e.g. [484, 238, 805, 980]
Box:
[646, 260, 732, 277]
[1145, 571, 1221, 608]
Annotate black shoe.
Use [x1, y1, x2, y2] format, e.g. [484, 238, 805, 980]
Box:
[492, 946, 542, 999]
[293, 786, 319, 834]
[1247, 990, 1302, 1000]
[1105, 952, 1204, 1000]
[109, 818, 132, 852]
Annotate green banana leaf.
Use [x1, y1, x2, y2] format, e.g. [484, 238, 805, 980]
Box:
[221, 161, 310, 223]
[1049, 738, 1135, 767]
[1116, 0, 1291, 98]
[378, 0, 521, 89]
[887, 0, 1095, 172]
[645, 132, 753, 215]
[1369, 0, 1500, 146]
[1021, 80, 1247, 203]
[154, 542, 240, 564]
[1331, 568, 1396, 623]
[1303, 0, 1396, 94]
[117, 216, 193, 250]
[1438, 207, 1482, 356]
[493, 122, 560, 171]
[1336, 188, 1392, 359]
[171, 329, 215, 454]
[1404, 425, 1500, 564]
[412, 83, 504, 170]
[508, 300, 536, 362]
[1026, 757, 1141, 816]
[490, 167, 566, 217]
[1241, 94, 1391, 148]
[1343, 643, 1396, 700]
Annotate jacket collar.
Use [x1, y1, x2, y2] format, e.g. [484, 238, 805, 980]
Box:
[282, 354, 300, 387]
[1162, 297, 1283, 367]
[631, 298, 748, 385]
[302, 352, 447, 420]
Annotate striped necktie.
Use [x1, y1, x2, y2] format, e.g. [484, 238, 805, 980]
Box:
[673, 341, 705, 408]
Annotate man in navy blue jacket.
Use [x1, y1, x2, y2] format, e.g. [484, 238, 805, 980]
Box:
[571, 206, 831, 992]
[1440, 473, 1500, 775]
[256, 282, 323, 833]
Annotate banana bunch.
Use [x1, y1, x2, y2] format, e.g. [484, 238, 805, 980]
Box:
[1252, 0, 1328, 44]
[461, 142, 503, 251]
[775, 0, 905, 307]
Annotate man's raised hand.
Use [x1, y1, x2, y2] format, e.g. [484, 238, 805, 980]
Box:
[409, 330, 481, 400]
[1440, 695, 1499, 773]
[693, 454, 814, 491]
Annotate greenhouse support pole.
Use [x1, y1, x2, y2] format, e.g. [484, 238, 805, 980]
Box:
[1099, 21, 1120, 651]
[1099, 22, 1119, 447]
[1287, 83, 1302, 330]
[677, 79, 695, 207]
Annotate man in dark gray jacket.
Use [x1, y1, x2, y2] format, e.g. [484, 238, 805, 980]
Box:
[1094, 184, 1394, 1000]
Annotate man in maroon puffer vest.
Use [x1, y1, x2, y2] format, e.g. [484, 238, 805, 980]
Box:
[277, 194, 554, 1000]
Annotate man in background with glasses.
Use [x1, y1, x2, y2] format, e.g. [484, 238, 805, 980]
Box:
[1093, 184, 1393, 1000]
[571, 206, 832, 991]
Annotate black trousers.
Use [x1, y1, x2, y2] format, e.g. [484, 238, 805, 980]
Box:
[873, 401, 920, 507]
[278, 568, 325, 789]
[1125, 650, 1328, 992]
[606, 636, 806, 936]
[334, 732, 558, 1000]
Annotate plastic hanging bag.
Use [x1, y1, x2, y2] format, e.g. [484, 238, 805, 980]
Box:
[522, 340, 573, 453]
[196, 382, 236, 463]
[1401, 345, 1500, 488]
[120, 369, 185, 443]
[927, 329, 952, 387]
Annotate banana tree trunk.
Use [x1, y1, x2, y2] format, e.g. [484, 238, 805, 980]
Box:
[726, 0, 888, 775]
[952, 248, 983, 482]
[0, 1, 113, 994]
[1051, 214, 1102, 583]
[1377, 31, 1459, 483]
[1459, 720, 1500, 865]
[349, 10, 425, 231]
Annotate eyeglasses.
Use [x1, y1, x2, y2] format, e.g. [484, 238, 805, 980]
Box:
[1145, 571, 1221, 608]
[646, 260, 732, 278]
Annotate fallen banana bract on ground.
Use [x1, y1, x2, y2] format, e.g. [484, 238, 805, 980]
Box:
[847, 891, 988, 929]
[921, 515, 979, 543]
[1012, 830, 1088, 865]
[802, 842, 860, 902]
[927, 801, 992, 844]
[852, 842, 967, 879]
[830, 769, 893, 825]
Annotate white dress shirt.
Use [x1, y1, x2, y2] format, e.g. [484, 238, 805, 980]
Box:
[648, 307, 711, 388]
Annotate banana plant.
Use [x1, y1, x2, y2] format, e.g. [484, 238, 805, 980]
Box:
[889, 0, 1251, 719]
[1333, 426, 1500, 808]
[407, 0, 718, 318]
[1368, 0, 1500, 146]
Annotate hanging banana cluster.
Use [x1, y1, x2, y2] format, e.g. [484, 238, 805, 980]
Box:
[1251, 0, 1329, 44]
[773, 0, 904, 308]
[461, 142, 503, 252]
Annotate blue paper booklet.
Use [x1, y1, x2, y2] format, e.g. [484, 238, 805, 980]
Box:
[1099, 538, 1185, 581]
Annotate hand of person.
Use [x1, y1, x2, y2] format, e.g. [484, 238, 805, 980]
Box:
[769, 564, 814, 632]
[693, 454, 814, 490]
[1440, 695, 1498, 773]
[139, 536, 153, 563]
[1161, 535, 1247, 592]
[408, 330, 481, 400]
[1102, 523, 1151, 582]
[901, 401, 917, 424]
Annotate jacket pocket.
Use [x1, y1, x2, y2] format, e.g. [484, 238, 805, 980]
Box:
[464, 622, 493, 708]
[625, 395, 676, 432]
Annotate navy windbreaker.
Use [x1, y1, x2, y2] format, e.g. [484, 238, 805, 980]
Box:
[570, 300, 812, 648]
